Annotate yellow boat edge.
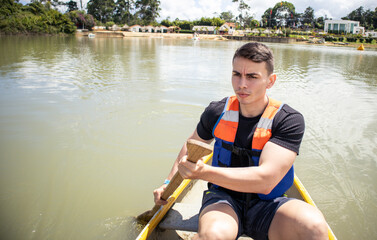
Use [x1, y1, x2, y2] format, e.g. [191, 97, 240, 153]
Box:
[294, 174, 337, 240]
[136, 154, 337, 240]
[135, 153, 214, 240]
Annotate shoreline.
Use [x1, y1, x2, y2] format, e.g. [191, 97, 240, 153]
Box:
[77, 31, 377, 49]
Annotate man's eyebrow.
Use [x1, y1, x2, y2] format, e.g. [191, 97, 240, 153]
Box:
[246, 72, 261, 76]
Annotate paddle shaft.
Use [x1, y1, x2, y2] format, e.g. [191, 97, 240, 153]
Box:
[135, 139, 213, 223]
[152, 140, 212, 212]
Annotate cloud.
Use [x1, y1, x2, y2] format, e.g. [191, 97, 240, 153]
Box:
[159, 0, 376, 21]
[19, 0, 376, 22]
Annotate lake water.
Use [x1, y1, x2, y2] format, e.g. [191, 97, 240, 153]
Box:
[0, 35, 376, 240]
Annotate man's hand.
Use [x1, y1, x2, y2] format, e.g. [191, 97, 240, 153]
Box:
[178, 155, 206, 179]
[153, 184, 169, 205]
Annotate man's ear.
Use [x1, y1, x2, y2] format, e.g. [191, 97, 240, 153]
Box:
[267, 73, 276, 89]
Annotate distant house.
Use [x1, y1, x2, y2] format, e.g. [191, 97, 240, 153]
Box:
[93, 26, 106, 30]
[365, 31, 377, 38]
[112, 24, 121, 31]
[263, 29, 273, 34]
[192, 25, 216, 34]
[324, 20, 365, 34]
[159, 26, 168, 33]
[130, 25, 142, 32]
[168, 26, 181, 33]
[219, 22, 236, 35]
[121, 24, 129, 31]
[143, 25, 155, 33]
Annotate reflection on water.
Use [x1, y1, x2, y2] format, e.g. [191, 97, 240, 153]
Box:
[0, 36, 377, 240]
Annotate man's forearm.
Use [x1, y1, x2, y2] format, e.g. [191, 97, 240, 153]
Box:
[199, 164, 276, 194]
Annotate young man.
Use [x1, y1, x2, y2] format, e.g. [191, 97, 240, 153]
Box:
[153, 42, 328, 240]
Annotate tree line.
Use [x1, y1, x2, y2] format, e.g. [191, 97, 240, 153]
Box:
[0, 0, 76, 34]
[342, 6, 377, 30]
[260, 1, 377, 30]
[1, 0, 376, 35]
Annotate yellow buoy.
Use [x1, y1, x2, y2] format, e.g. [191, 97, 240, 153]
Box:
[357, 44, 364, 51]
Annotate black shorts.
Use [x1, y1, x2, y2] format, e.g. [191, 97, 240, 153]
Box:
[199, 186, 292, 240]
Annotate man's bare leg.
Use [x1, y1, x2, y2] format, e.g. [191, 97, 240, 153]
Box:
[194, 203, 239, 240]
[268, 199, 328, 240]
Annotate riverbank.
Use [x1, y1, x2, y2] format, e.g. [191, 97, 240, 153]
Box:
[77, 31, 228, 40]
[76, 31, 377, 49]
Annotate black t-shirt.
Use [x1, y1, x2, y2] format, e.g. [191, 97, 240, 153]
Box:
[197, 97, 305, 157]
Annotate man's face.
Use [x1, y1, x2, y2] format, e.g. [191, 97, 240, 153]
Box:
[231, 57, 275, 107]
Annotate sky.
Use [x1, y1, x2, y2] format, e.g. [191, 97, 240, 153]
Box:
[19, 0, 376, 21]
[157, 0, 376, 21]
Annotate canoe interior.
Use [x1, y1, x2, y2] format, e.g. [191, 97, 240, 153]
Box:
[148, 179, 304, 240]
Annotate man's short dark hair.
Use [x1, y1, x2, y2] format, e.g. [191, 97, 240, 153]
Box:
[233, 42, 274, 75]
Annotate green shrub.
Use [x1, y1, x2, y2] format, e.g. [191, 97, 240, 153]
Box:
[179, 29, 194, 34]
[105, 21, 115, 30]
[0, 0, 75, 34]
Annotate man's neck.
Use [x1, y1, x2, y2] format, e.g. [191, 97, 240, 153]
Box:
[239, 96, 269, 118]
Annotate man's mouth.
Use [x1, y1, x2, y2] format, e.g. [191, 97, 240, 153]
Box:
[237, 92, 250, 98]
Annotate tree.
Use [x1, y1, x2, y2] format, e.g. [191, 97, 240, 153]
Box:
[194, 17, 212, 26]
[211, 17, 225, 27]
[66, 0, 78, 12]
[342, 6, 377, 30]
[66, 10, 95, 29]
[261, 8, 273, 28]
[135, 0, 160, 25]
[219, 11, 235, 22]
[250, 19, 259, 28]
[373, 7, 377, 29]
[242, 12, 254, 28]
[87, 0, 115, 23]
[271, 1, 296, 28]
[160, 17, 172, 27]
[1, 0, 76, 34]
[315, 16, 324, 29]
[50, 0, 64, 10]
[232, 0, 251, 28]
[302, 6, 314, 27]
[114, 0, 134, 24]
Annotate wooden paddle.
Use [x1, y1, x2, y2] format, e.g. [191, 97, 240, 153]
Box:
[136, 139, 213, 224]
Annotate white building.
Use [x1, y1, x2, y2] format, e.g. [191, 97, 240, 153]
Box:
[219, 22, 236, 35]
[324, 20, 365, 34]
[365, 31, 377, 38]
[192, 26, 216, 34]
[130, 25, 142, 32]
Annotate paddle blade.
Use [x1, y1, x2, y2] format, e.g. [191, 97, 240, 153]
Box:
[136, 204, 160, 224]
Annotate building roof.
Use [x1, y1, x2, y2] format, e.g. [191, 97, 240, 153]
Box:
[325, 19, 360, 24]
[224, 22, 236, 28]
[193, 25, 216, 31]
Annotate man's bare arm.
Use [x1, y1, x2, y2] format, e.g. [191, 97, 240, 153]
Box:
[178, 141, 296, 195]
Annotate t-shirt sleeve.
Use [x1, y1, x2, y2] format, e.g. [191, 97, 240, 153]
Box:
[196, 98, 227, 141]
[269, 105, 305, 155]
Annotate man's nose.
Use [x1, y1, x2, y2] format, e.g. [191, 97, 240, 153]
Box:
[239, 76, 248, 88]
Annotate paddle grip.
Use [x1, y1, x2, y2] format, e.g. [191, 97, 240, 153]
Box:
[161, 139, 212, 201]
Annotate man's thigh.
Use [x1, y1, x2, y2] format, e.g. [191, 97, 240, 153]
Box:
[268, 199, 328, 240]
[198, 203, 239, 240]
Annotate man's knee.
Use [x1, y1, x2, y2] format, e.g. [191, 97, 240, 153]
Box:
[304, 211, 328, 239]
[197, 203, 239, 240]
[198, 220, 237, 240]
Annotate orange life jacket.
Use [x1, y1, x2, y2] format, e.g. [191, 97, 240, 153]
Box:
[212, 96, 294, 200]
